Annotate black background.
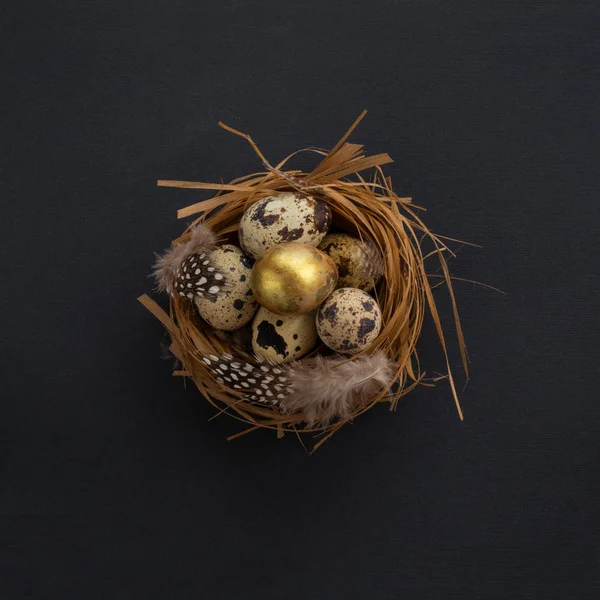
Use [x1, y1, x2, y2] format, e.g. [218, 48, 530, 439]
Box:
[2, 1, 599, 598]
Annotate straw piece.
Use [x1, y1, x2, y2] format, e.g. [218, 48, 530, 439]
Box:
[322, 109, 368, 159]
[218, 121, 272, 167]
[157, 180, 256, 191]
[227, 426, 261, 441]
[138, 294, 178, 337]
[314, 153, 393, 182]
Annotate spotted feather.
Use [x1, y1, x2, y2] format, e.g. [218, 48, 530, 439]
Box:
[174, 252, 228, 301]
[201, 354, 293, 406]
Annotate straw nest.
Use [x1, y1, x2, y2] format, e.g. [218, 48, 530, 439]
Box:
[139, 111, 466, 451]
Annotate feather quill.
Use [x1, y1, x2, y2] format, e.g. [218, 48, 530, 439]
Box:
[283, 351, 395, 425]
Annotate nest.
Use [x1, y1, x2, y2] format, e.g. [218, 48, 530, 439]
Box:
[139, 111, 466, 451]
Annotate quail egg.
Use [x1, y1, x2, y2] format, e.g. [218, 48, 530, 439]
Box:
[238, 192, 332, 259]
[316, 287, 382, 354]
[252, 306, 318, 364]
[195, 245, 257, 331]
[319, 233, 383, 291]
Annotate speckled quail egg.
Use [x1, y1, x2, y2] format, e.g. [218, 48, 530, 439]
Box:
[238, 192, 332, 259]
[195, 245, 257, 331]
[316, 288, 382, 354]
[252, 306, 318, 364]
[319, 233, 383, 292]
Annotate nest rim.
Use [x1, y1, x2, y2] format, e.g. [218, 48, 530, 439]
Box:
[143, 113, 466, 450]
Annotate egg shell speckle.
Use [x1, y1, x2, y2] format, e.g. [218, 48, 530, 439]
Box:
[238, 192, 332, 259]
[195, 245, 258, 331]
[319, 233, 380, 291]
[316, 288, 382, 354]
[252, 306, 318, 364]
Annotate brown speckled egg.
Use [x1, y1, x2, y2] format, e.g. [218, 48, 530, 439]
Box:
[316, 288, 382, 354]
[319, 233, 381, 292]
[252, 306, 318, 364]
[195, 245, 257, 331]
[238, 192, 332, 259]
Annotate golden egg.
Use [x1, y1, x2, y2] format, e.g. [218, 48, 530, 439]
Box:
[251, 242, 338, 315]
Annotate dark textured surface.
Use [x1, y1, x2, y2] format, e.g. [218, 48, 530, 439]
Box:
[1, 1, 599, 598]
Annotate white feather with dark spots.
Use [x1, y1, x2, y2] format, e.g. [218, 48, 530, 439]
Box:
[174, 252, 228, 300]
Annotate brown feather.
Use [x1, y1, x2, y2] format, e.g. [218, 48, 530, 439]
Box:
[153, 224, 218, 295]
[282, 351, 394, 425]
